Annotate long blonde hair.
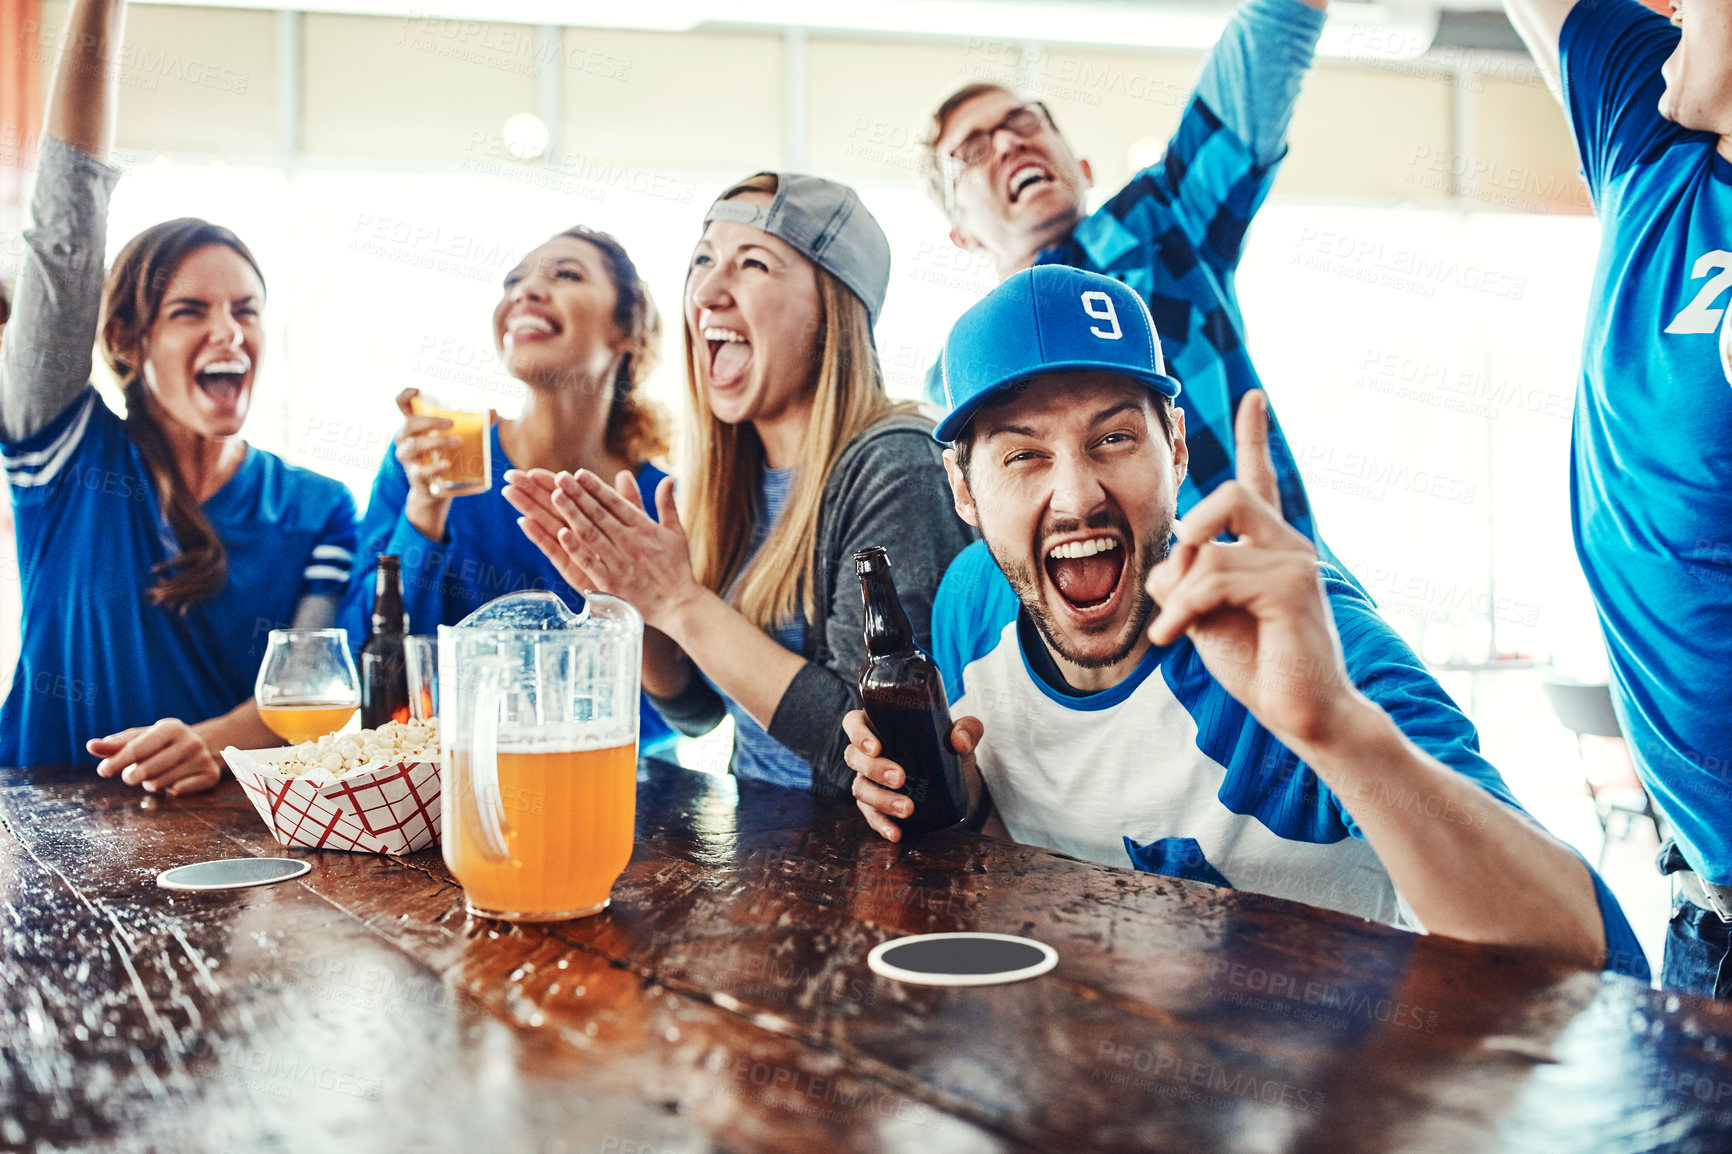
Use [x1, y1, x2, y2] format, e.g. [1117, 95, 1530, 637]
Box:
[682, 174, 913, 630]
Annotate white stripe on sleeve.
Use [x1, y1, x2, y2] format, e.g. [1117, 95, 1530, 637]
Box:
[3, 393, 97, 488]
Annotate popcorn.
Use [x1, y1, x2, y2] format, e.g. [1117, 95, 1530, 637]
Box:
[222, 721, 444, 854]
[273, 720, 441, 781]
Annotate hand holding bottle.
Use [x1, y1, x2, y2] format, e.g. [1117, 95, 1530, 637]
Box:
[844, 708, 984, 843]
[846, 546, 979, 840]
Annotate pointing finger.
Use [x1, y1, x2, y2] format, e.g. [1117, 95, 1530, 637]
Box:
[1233, 390, 1280, 513]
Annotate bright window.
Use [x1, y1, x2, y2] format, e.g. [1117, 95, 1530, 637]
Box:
[2, 160, 1603, 685]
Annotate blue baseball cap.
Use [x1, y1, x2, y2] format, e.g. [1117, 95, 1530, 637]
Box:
[935, 265, 1181, 443]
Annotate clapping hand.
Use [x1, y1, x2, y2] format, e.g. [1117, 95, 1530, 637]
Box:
[502, 468, 702, 634]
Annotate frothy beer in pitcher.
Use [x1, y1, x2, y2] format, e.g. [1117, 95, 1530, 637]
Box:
[439, 588, 643, 923]
[445, 736, 637, 920]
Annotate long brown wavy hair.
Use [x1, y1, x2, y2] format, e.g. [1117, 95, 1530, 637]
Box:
[544, 226, 670, 466]
[99, 219, 264, 612]
[681, 174, 913, 630]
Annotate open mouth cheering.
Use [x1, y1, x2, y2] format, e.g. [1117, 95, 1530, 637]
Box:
[1043, 529, 1130, 622]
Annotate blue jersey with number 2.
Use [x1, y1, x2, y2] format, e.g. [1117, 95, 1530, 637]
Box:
[1561, 0, 1732, 880]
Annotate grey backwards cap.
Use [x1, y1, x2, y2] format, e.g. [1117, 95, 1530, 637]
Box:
[703, 172, 892, 327]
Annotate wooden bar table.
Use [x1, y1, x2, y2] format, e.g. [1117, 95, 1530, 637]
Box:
[4, 758, 1732, 1153]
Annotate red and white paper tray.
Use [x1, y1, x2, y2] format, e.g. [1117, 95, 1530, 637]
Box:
[221, 746, 442, 854]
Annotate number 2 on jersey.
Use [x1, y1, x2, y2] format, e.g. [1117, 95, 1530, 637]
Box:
[1664, 250, 1732, 335]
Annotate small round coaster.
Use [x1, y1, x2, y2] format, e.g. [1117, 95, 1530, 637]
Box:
[867, 932, 1058, 987]
[157, 857, 311, 891]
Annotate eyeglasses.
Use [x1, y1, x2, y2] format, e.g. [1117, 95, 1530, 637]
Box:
[941, 102, 1053, 218]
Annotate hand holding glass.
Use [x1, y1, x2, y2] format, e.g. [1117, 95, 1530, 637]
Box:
[408, 394, 490, 497]
[256, 629, 360, 744]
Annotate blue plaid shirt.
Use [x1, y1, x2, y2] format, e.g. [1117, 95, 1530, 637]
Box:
[928, 0, 1328, 543]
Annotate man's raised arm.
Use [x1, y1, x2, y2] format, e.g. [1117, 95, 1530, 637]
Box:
[1186, 0, 1328, 175]
[1504, 0, 1583, 98]
[1146, 393, 1626, 974]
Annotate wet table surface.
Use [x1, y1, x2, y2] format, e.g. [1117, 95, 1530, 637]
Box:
[4, 759, 1732, 1154]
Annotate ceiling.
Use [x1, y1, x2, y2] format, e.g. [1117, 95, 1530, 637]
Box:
[131, 0, 1533, 59]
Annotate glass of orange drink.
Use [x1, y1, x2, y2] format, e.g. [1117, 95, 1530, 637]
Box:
[255, 629, 361, 744]
[440, 591, 641, 922]
[404, 635, 438, 723]
[407, 393, 490, 498]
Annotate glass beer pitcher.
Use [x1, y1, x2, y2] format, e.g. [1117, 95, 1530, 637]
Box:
[439, 591, 642, 921]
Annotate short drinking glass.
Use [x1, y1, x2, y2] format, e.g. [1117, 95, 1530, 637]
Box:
[408, 394, 490, 498]
[405, 634, 438, 722]
[256, 629, 361, 744]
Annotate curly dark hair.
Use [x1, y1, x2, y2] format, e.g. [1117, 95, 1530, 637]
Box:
[552, 226, 671, 466]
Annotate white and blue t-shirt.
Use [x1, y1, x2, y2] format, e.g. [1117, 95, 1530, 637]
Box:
[1560, 0, 1732, 883]
[1, 387, 357, 767]
[931, 541, 1648, 979]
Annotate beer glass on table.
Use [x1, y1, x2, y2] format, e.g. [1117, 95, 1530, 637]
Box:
[404, 635, 438, 722]
[255, 629, 361, 744]
[440, 591, 642, 921]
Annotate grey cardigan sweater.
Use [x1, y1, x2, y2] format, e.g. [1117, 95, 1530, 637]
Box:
[650, 414, 976, 798]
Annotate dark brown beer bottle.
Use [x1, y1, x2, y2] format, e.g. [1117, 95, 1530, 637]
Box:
[359, 555, 411, 728]
[855, 546, 968, 836]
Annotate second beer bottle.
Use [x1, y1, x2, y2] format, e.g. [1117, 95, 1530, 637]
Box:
[855, 545, 969, 836]
[360, 554, 412, 728]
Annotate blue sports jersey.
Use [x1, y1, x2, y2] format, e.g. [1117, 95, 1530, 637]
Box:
[1560, 0, 1732, 882]
[930, 540, 1649, 980]
[925, 0, 1328, 545]
[338, 422, 674, 751]
[0, 387, 358, 767]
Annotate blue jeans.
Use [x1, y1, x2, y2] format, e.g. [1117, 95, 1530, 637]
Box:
[1660, 841, 1732, 999]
